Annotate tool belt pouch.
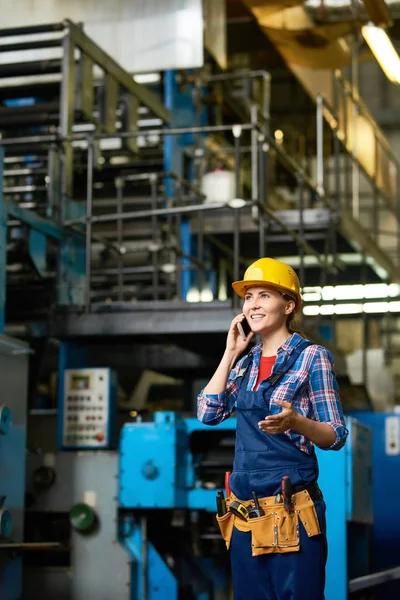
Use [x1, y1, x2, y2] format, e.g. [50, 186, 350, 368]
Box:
[250, 508, 299, 556]
[295, 500, 321, 538]
[249, 494, 321, 556]
[216, 511, 234, 549]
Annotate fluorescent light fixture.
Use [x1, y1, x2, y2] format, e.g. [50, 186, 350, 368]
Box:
[389, 284, 400, 297]
[363, 301, 389, 313]
[186, 287, 214, 303]
[321, 286, 335, 301]
[363, 283, 386, 298]
[303, 306, 320, 316]
[302, 284, 399, 302]
[186, 288, 200, 303]
[303, 301, 400, 315]
[319, 305, 335, 316]
[362, 24, 400, 84]
[273, 253, 388, 281]
[302, 291, 321, 302]
[334, 285, 364, 300]
[335, 304, 362, 315]
[200, 289, 214, 302]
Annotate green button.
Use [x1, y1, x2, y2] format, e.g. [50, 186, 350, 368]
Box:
[69, 503, 97, 533]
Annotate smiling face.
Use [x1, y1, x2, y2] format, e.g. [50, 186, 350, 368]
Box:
[242, 286, 295, 335]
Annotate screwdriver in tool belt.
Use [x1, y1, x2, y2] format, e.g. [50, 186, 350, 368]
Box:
[216, 490, 227, 516]
[282, 476, 294, 511]
[225, 471, 231, 497]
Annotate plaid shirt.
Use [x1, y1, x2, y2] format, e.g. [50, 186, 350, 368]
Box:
[197, 332, 348, 454]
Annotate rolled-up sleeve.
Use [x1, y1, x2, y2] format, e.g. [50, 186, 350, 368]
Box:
[197, 355, 248, 425]
[308, 347, 349, 450]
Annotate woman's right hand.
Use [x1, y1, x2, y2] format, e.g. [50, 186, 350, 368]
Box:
[226, 314, 254, 356]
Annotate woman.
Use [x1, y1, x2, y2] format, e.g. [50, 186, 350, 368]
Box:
[197, 257, 348, 600]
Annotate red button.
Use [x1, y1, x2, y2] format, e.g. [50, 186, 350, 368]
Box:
[95, 433, 104, 442]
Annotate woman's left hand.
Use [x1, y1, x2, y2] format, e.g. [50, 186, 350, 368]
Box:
[258, 400, 297, 434]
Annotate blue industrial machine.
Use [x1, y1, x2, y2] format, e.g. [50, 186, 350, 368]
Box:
[0, 335, 30, 600]
[318, 417, 373, 599]
[118, 412, 373, 600]
[348, 411, 400, 598]
[119, 412, 236, 599]
[58, 367, 117, 450]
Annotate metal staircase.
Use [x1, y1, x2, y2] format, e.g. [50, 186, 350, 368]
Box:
[0, 20, 170, 318]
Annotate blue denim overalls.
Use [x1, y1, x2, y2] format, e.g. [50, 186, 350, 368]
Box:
[229, 340, 327, 600]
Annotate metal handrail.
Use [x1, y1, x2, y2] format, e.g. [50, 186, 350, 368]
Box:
[316, 93, 399, 216]
[335, 70, 399, 166]
[0, 121, 324, 201]
[0, 101, 351, 310]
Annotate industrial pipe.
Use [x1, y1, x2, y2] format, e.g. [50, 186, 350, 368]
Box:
[85, 138, 94, 314]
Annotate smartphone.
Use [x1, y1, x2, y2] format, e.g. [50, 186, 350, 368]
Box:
[237, 317, 252, 341]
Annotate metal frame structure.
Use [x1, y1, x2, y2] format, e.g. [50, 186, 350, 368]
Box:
[58, 118, 340, 309]
[119, 412, 377, 600]
[2, 108, 399, 329]
[0, 20, 170, 200]
[0, 35, 399, 376]
[316, 72, 400, 282]
[0, 147, 87, 329]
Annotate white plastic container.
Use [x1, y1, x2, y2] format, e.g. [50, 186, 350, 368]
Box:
[201, 169, 235, 204]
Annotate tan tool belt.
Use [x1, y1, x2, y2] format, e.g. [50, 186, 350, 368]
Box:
[216, 489, 321, 555]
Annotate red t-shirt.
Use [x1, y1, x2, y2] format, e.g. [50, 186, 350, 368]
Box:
[255, 356, 277, 390]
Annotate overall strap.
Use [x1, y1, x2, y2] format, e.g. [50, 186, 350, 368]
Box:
[259, 339, 314, 410]
[268, 340, 314, 386]
[232, 353, 253, 388]
[233, 339, 314, 394]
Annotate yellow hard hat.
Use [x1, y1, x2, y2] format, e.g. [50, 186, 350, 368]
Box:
[232, 258, 302, 313]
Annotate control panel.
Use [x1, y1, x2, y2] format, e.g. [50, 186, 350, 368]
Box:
[59, 368, 117, 450]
